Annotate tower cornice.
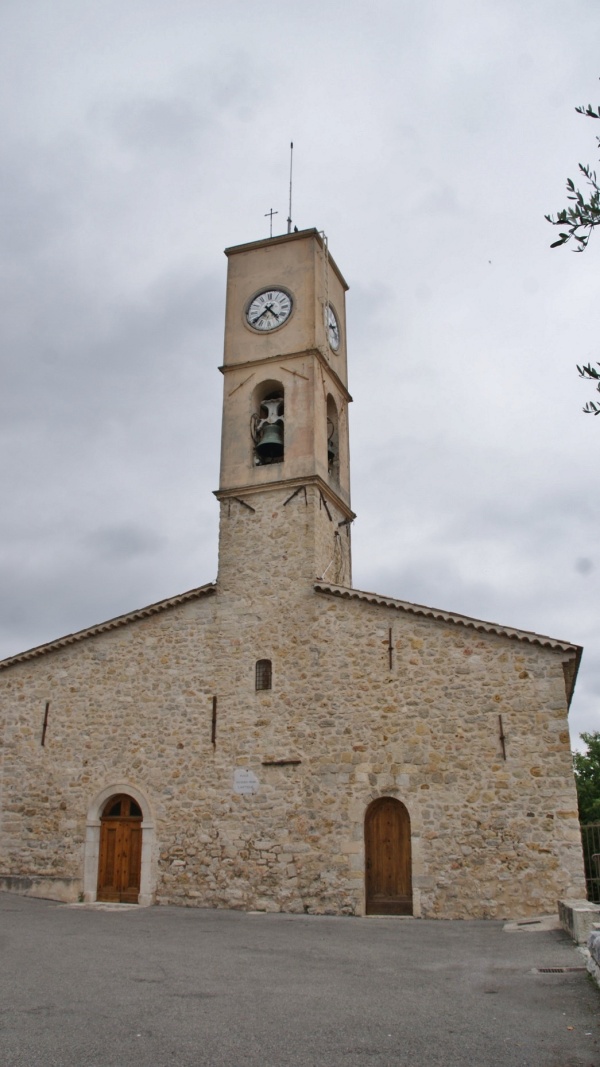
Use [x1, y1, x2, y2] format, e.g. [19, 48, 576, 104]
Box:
[224, 228, 349, 292]
[214, 474, 356, 523]
[218, 347, 352, 404]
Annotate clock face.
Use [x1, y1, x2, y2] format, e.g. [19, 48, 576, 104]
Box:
[326, 303, 340, 351]
[246, 288, 293, 332]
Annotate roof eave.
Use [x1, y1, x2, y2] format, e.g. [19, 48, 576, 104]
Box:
[314, 581, 582, 658]
[0, 582, 217, 670]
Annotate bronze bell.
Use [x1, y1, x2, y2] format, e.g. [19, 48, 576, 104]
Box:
[256, 422, 284, 460]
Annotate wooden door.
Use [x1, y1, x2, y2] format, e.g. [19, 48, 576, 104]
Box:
[365, 797, 412, 915]
[97, 795, 142, 903]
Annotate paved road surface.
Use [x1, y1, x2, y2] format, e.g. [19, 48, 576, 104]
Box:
[1, 893, 598, 1066]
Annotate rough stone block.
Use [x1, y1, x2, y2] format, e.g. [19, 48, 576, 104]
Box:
[558, 898, 600, 944]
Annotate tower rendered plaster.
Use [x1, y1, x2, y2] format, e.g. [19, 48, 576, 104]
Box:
[215, 229, 354, 592]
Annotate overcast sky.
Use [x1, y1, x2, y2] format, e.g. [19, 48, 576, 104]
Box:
[1, 0, 599, 746]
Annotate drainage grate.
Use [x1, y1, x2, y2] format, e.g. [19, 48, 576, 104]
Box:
[536, 967, 586, 973]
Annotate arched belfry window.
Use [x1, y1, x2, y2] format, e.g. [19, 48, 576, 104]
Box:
[326, 394, 339, 480]
[252, 381, 284, 466]
[255, 659, 272, 691]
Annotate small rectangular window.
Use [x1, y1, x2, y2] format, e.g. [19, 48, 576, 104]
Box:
[255, 659, 272, 691]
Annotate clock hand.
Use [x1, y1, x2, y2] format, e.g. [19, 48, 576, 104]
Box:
[251, 303, 275, 324]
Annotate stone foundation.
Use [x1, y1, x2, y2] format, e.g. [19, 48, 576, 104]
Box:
[0, 875, 81, 903]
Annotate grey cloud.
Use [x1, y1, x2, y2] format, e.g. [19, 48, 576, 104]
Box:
[0, 511, 217, 660]
[0, 251, 223, 659]
[90, 50, 269, 157]
[85, 524, 166, 561]
[105, 97, 207, 154]
[418, 182, 462, 218]
[0, 264, 222, 428]
[0, 149, 73, 257]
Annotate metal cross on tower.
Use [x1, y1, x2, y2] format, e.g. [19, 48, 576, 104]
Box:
[264, 208, 278, 238]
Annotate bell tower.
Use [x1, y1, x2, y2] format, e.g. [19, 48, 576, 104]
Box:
[215, 228, 354, 592]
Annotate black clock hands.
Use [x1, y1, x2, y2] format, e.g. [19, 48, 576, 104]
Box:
[251, 303, 280, 326]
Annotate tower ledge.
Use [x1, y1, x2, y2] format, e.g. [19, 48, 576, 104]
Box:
[214, 473, 356, 522]
[224, 227, 349, 292]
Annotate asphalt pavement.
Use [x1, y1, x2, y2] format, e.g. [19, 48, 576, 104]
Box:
[0, 893, 598, 1067]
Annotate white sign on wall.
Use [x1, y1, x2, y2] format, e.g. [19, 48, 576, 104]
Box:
[233, 768, 260, 795]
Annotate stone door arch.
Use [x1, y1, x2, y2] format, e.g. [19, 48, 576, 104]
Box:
[97, 794, 143, 903]
[83, 783, 155, 905]
[365, 797, 412, 915]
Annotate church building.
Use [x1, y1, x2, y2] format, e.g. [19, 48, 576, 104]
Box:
[0, 228, 586, 917]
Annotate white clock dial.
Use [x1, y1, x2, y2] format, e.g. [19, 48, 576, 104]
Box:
[246, 289, 293, 332]
[326, 304, 340, 351]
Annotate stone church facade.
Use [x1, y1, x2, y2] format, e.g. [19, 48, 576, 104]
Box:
[0, 229, 586, 918]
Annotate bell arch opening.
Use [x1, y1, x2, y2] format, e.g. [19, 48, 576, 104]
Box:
[251, 379, 285, 466]
[326, 394, 340, 481]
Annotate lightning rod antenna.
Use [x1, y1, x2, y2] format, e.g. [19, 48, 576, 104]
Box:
[287, 142, 294, 233]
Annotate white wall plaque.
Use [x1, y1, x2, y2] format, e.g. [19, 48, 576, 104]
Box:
[233, 768, 259, 795]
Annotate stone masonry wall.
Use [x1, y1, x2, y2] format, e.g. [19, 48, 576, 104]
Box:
[0, 490, 585, 917]
[0, 594, 585, 918]
[217, 483, 351, 592]
[0, 598, 217, 897]
[309, 593, 585, 918]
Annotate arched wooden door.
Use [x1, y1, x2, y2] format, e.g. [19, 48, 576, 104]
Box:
[97, 794, 143, 903]
[365, 797, 412, 915]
